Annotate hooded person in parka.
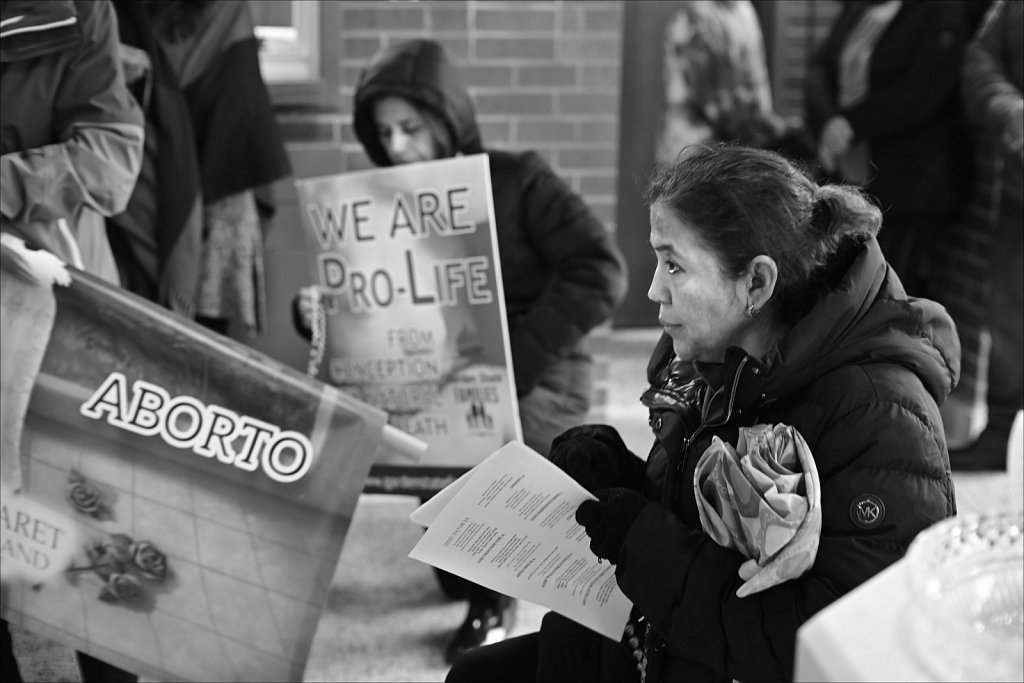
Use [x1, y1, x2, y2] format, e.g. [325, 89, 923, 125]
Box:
[328, 39, 626, 663]
[447, 144, 959, 683]
[351, 39, 628, 419]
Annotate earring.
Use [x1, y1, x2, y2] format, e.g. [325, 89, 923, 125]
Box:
[745, 303, 759, 318]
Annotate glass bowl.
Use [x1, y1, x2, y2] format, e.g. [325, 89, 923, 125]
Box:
[904, 510, 1024, 682]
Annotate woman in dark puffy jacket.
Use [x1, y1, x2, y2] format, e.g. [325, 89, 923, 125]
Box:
[447, 144, 959, 682]
[295, 38, 627, 664]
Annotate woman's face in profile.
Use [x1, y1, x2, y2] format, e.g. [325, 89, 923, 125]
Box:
[647, 201, 749, 363]
[374, 96, 440, 165]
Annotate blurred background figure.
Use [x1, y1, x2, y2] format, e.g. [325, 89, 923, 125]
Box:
[2, 2, 144, 681]
[950, 0, 1023, 471]
[109, 0, 291, 335]
[656, 0, 817, 176]
[1, 0, 143, 284]
[106, 0, 202, 318]
[656, 0, 773, 160]
[804, 0, 973, 298]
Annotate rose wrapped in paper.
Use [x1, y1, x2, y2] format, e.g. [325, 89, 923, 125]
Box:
[693, 423, 821, 597]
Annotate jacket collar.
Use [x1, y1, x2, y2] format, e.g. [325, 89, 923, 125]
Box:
[760, 235, 959, 405]
[1, 0, 80, 62]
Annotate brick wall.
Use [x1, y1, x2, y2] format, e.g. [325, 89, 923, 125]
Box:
[253, 0, 991, 428]
[253, 0, 624, 370]
[338, 0, 622, 223]
[761, 0, 841, 120]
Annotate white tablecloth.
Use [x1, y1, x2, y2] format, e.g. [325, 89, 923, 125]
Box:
[795, 560, 928, 682]
[795, 455, 1022, 682]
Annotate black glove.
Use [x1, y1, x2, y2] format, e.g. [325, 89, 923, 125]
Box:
[549, 424, 645, 493]
[575, 488, 650, 564]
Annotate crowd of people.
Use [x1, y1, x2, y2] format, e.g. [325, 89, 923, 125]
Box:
[2, 1, 1020, 682]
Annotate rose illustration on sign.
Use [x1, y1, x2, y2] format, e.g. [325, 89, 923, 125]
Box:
[58, 465, 174, 611]
[65, 533, 172, 610]
[66, 469, 113, 520]
[103, 572, 143, 603]
[60, 470, 173, 608]
[130, 540, 168, 581]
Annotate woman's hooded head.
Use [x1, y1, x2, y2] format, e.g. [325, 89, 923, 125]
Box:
[353, 39, 484, 167]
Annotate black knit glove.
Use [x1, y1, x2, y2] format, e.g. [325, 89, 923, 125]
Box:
[549, 424, 645, 493]
[575, 488, 650, 564]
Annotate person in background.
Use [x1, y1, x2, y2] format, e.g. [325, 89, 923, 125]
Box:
[655, 0, 818, 174]
[804, 0, 973, 298]
[447, 144, 959, 682]
[109, 0, 291, 334]
[1, 0, 143, 284]
[1, 2, 144, 681]
[951, 0, 1023, 470]
[295, 39, 628, 663]
[105, 0, 203, 317]
[656, 0, 773, 160]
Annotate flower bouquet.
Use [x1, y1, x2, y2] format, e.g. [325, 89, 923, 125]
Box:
[693, 423, 821, 597]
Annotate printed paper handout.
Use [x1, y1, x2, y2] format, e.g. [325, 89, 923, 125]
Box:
[409, 441, 632, 641]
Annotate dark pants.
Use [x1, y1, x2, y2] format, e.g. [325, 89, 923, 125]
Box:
[446, 611, 637, 683]
[984, 191, 1024, 415]
[1, 620, 137, 683]
[876, 213, 951, 298]
[1, 621, 21, 683]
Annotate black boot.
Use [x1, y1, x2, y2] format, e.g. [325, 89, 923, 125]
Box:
[444, 596, 517, 664]
[948, 405, 1020, 471]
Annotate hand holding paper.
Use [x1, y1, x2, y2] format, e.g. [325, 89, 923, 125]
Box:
[575, 488, 649, 563]
[409, 441, 632, 641]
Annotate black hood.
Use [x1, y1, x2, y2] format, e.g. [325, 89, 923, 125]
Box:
[353, 39, 484, 167]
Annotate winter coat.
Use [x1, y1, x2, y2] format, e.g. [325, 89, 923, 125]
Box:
[804, 0, 973, 219]
[108, 0, 203, 314]
[961, 0, 1023, 206]
[109, 0, 291, 320]
[619, 237, 959, 682]
[352, 39, 628, 399]
[1, 0, 144, 283]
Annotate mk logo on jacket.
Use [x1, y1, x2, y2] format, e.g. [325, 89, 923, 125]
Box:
[850, 493, 886, 529]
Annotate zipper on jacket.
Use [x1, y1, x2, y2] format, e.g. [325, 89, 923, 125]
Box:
[669, 355, 749, 507]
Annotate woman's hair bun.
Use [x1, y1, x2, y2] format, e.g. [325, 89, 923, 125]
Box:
[811, 184, 881, 243]
[810, 192, 835, 237]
